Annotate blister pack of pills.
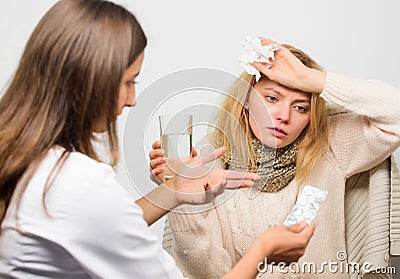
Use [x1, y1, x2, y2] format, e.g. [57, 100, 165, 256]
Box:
[283, 185, 328, 226]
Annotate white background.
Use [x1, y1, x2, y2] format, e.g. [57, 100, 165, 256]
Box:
[1, 0, 399, 272]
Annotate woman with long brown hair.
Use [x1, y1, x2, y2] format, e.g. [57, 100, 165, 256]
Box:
[0, 1, 315, 278]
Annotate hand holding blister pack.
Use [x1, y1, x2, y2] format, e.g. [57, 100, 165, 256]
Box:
[283, 185, 327, 226]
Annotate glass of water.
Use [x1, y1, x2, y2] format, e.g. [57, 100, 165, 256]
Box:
[159, 114, 193, 181]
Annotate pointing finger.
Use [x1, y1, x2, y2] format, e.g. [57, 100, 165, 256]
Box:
[201, 146, 226, 164]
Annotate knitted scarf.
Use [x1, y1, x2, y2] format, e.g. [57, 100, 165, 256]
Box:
[227, 137, 299, 192]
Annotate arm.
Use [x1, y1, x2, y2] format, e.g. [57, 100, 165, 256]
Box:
[138, 146, 258, 226]
[223, 222, 316, 279]
[66, 180, 186, 279]
[253, 38, 326, 94]
[319, 73, 400, 176]
[135, 183, 177, 226]
[164, 207, 316, 279]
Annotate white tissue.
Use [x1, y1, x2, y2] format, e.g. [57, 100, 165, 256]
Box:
[240, 36, 280, 81]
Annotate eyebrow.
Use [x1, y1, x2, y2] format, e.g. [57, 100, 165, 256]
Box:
[263, 87, 311, 104]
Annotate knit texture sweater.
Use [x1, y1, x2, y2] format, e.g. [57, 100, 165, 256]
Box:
[162, 73, 400, 279]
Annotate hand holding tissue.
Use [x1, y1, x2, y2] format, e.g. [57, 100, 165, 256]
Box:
[240, 36, 280, 81]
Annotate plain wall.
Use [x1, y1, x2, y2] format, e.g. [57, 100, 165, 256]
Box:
[1, 0, 399, 274]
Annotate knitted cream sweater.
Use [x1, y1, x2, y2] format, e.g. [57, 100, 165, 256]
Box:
[163, 73, 400, 279]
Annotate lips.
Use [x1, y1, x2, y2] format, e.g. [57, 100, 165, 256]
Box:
[274, 127, 287, 135]
[268, 127, 287, 138]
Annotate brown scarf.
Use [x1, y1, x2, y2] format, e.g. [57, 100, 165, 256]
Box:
[227, 137, 299, 192]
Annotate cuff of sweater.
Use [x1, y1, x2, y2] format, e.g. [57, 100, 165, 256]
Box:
[320, 72, 397, 119]
[320, 72, 357, 106]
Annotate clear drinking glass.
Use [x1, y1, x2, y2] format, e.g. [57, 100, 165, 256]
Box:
[159, 114, 193, 181]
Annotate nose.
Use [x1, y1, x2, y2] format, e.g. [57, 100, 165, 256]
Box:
[125, 92, 136, 107]
[274, 105, 290, 124]
[126, 99, 136, 107]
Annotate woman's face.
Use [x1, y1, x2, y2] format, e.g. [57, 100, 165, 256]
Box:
[248, 78, 311, 148]
[117, 51, 145, 115]
[95, 52, 144, 133]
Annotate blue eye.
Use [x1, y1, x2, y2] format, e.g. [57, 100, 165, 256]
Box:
[266, 96, 278, 102]
[295, 106, 308, 113]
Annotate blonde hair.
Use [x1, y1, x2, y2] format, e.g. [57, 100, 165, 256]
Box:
[0, 0, 147, 223]
[214, 44, 329, 185]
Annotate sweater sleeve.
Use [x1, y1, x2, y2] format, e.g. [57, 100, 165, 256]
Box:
[321, 72, 400, 178]
[162, 204, 233, 279]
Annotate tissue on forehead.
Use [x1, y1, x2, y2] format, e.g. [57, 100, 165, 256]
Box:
[240, 36, 280, 82]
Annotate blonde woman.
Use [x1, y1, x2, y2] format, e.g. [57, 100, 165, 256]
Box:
[150, 39, 400, 278]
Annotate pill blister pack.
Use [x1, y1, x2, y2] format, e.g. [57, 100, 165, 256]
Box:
[283, 185, 328, 226]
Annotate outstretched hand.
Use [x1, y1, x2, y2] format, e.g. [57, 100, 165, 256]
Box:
[149, 140, 198, 185]
[164, 146, 258, 206]
[138, 145, 257, 226]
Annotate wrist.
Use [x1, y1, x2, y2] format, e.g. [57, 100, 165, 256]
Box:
[258, 235, 274, 258]
[300, 68, 326, 94]
[149, 181, 180, 211]
[162, 176, 176, 191]
[162, 177, 183, 208]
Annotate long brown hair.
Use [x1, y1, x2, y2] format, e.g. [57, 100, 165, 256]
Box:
[214, 44, 329, 185]
[0, 0, 147, 223]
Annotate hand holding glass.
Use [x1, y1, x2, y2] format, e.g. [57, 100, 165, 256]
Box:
[159, 114, 193, 181]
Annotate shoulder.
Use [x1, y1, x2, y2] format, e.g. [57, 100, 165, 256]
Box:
[11, 147, 142, 242]
[38, 147, 138, 221]
[33, 147, 118, 196]
[39, 148, 145, 238]
[51, 148, 131, 207]
[26, 147, 118, 197]
[60, 149, 116, 181]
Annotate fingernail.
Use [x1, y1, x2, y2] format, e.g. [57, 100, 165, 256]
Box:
[299, 220, 307, 226]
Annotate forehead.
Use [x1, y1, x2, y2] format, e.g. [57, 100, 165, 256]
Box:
[123, 52, 144, 77]
[254, 78, 310, 100]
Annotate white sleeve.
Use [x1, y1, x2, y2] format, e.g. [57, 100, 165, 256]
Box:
[60, 179, 186, 279]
